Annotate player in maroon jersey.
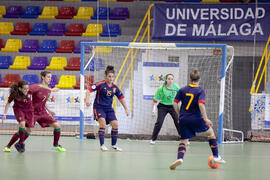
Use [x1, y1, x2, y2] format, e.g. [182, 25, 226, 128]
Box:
[2, 80, 34, 153]
[30, 71, 66, 152]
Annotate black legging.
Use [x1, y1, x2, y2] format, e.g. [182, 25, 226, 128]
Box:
[151, 103, 180, 141]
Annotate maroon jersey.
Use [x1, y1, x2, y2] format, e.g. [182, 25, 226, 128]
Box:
[30, 84, 51, 113]
[8, 93, 33, 112]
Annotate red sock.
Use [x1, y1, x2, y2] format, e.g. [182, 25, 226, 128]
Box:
[53, 129, 61, 147]
[7, 132, 19, 148]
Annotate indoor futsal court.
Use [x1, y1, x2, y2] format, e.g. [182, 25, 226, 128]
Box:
[0, 136, 270, 180]
[1, 0, 270, 180]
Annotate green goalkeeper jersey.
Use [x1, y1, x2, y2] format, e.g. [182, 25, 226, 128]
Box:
[153, 83, 180, 105]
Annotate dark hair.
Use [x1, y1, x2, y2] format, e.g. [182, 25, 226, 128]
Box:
[10, 80, 28, 98]
[105, 65, 115, 76]
[40, 71, 51, 80]
[164, 74, 174, 85]
[190, 68, 200, 82]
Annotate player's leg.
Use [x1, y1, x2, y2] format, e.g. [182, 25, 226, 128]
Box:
[50, 122, 66, 152]
[4, 132, 19, 152]
[110, 120, 122, 152]
[151, 104, 168, 144]
[169, 139, 188, 170]
[98, 117, 107, 151]
[204, 127, 226, 164]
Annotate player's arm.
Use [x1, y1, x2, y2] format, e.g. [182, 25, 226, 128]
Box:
[152, 87, 162, 115]
[2, 102, 11, 122]
[198, 103, 212, 127]
[85, 89, 91, 106]
[173, 101, 180, 117]
[119, 98, 129, 116]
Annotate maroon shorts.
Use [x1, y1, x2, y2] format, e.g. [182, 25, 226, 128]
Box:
[13, 109, 35, 128]
[34, 111, 57, 128]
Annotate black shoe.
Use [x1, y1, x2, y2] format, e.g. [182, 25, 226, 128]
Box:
[21, 143, 25, 152]
[15, 143, 23, 153]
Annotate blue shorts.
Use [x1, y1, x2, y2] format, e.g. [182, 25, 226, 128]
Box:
[178, 115, 209, 139]
[93, 107, 117, 124]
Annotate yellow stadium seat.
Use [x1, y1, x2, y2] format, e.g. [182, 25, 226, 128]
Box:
[202, 0, 219, 2]
[55, 75, 76, 89]
[74, 7, 93, 20]
[38, 6, 58, 19]
[82, 24, 103, 36]
[9, 56, 30, 70]
[0, 6, 6, 18]
[46, 57, 67, 70]
[1, 39, 22, 52]
[0, 22, 13, 35]
[95, 41, 112, 54]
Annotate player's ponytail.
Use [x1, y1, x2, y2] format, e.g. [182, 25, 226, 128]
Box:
[105, 65, 115, 76]
[190, 68, 200, 82]
[10, 80, 28, 98]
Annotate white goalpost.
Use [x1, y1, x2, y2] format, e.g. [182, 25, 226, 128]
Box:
[79, 42, 242, 144]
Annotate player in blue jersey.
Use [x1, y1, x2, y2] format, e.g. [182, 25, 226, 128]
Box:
[86, 65, 129, 152]
[169, 69, 226, 170]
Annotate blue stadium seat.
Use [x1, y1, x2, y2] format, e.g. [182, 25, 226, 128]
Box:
[38, 40, 57, 53]
[92, 7, 110, 20]
[21, 6, 41, 19]
[0, 56, 12, 69]
[100, 24, 121, 37]
[22, 74, 39, 85]
[29, 23, 48, 36]
[86, 58, 104, 71]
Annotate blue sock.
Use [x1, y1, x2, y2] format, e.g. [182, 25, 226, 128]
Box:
[209, 137, 218, 157]
[177, 143, 186, 159]
[111, 128, 118, 146]
[98, 128, 105, 146]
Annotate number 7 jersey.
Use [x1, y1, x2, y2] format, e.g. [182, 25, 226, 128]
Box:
[174, 84, 206, 117]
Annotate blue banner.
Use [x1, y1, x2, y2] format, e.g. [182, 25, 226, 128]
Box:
[152, 4, 270, 41]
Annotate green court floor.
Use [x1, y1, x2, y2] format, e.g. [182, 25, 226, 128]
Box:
[0, 135, 269, 180]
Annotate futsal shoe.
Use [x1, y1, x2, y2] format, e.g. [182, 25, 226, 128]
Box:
[21, 143, 25, 152]
[169, 159, 183, 170]
[100, 145, 108, 152]
[54, 145, 66, 152]
[213, 155, 226, 164]
[150, 140, 156, 145]
[3, 147, 11, 152]
[15, 143, 23, 153]
[111, 145, 122, 152]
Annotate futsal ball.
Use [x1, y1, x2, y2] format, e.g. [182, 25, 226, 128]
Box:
[208, 156, 220, 169]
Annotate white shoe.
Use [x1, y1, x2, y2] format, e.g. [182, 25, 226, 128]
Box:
[111, 145, 122, 152]
[169, 159, 183, 170]
[186, 141, 190, 145]
[150, 140, 156, 145]
[100, 145, 108, 152]
[213, 155, 226, 164]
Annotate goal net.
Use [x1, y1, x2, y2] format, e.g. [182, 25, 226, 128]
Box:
[78, 42, 239, 144]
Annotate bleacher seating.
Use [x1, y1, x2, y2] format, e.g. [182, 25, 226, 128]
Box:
[29, 23, 48, 36]
[19, 39, 39, 52]
[48, 75, 58, 88]
[0, 74, 21, 87]
[0, 6, 6, 18]
[202, 0, 219, 2]
[73, 40, 92, 53]
[64, 0, 81, 1]
[55, 7, 76, 19]
[38, 40, 58, 53]
[95, 41, 112, 54]
[64, 57, 80, 71]
[11, 22, 31, 35]
[38, 6, 58, 19]
[117, 0, 134, 1]
[92, 7, 110, 20]
[1, 39, 22, 52]
[55, 40, 76, 53]
[74, 7, 93, 20]
[73, 75, 94, 89]
[0, 74, 2, 84]
[3, 6, 23, 18]
[28, 56, 49, 70]
[65, 23, 84, 36]
[21, 6, 41, 19]
[22, 74, 39, 85]
[47, 23, 66, 36]
[83, 24, 103, 36]
[86, 58, 104, 71]
[100, 24, 121, 37]
[0, 39, 4, 49]
[55, 75, 76, 89]
[0, 22, 14, 35]
[46, 57, 67, 70]
[0, 56, 12, 69]
[110, 7, 129, 20]
[9, 56, 31, 69]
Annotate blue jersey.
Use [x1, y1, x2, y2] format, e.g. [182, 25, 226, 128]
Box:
[89, 80, 124, 108]
[174, 84, 206, 118]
